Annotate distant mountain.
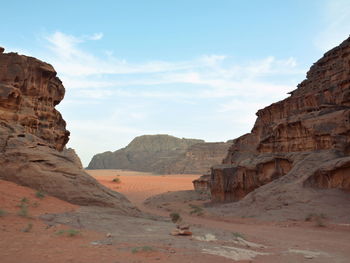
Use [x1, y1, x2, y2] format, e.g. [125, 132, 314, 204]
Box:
[87, 134, 230, 174]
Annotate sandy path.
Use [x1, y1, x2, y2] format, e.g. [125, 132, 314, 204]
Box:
[90, 169, 350, 263]
[1, 179, 234, 263]
[87, 169, 197, 206]
[2, 170, 348, 262]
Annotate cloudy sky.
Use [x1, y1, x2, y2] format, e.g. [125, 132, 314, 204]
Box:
[1, 0, 349, 166]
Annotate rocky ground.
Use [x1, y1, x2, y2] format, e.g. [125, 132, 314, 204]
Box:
[1, 169, 349, 263]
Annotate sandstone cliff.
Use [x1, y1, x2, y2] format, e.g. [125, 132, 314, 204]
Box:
[88, 135, 230, 174]
[0, 50, 138, 215]
[205, 37, 350, 220]
[165, 142, 230, 174]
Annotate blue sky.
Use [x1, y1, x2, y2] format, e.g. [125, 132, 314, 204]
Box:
[1, 0, 349, 166]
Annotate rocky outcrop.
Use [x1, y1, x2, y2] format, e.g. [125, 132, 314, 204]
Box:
[0, 50, 138, 215]
[193, 174, 211, 192]
[62, 147, 83, 169]
[88, 135, 230, 174]
[209, 36, 350, 207]
[166, 142, 230, 174]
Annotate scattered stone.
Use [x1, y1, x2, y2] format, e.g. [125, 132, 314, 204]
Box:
[176, 223, 190, 230]
[232, 237, 267, 249]
[90, 239, 113, 246]
[305, 255, 314, 259]
[202, 246, 270, 261]
[170, 229, 192, 236]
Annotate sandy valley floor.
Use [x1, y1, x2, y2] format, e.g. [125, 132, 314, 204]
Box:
[0, 169, 349, 263]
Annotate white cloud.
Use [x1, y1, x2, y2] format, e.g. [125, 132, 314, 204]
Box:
[315, 0, 350, 51]
[31, 31, 305, 166]
[89, 32, 103, 40]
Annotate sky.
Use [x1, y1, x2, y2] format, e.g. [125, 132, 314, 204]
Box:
[1, 0, 349, 166]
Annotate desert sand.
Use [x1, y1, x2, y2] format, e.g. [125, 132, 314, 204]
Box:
[1, 170, 350, 263]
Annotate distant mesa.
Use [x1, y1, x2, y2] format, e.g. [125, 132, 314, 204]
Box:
[87, 134, 231, 174]
[0, 49, 138, 215]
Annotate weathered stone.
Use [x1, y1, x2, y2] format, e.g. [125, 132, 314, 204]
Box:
[176, 223, 190, 230]
[167, 142, 231, 174]
[209, 36, 350, 202]
[193, 174, 211, 192]
[0, 51, 139, 215]
[170, 229, 192, 236]
[61, 147, 83, 169]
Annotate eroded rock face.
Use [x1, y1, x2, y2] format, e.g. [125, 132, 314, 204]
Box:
[166, 142, 231, 174]
[210, 37, 350, 202]
[0, 53, 69, 150]
[0, 52, 138, 215]
[62, 147, 83, 169]
[193, 174, 211, 192]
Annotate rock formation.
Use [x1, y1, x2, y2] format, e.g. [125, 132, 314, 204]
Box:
[0, 50, 138, 215]
[166, 142, 231, 174]
[88, 134, 230, 174]
[61, 147, 84, 169]
[192, 174, 211, 192]
[205, 37, 350, 219]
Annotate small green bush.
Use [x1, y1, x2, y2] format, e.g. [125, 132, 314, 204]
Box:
[232, 232, 245, 239]
[55, 229, 80, 237]
[18, 203, 29, 217]
[131, 246, 155, 254]
[35, 191, 45, 199]
[169, 212, 182, 223]
[189, 204, 204, 216]
[67, 229, 80, 237]
[0, 209, 7, 217]
[21, 197, 29, 203]
[112, 177, 121, 184]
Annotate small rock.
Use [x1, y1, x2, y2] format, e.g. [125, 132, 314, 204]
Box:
[170, 229, 192, 236]
[106, 232, 112, 237]
[304, 255, 314, 259]
[176, 224, 190, 230]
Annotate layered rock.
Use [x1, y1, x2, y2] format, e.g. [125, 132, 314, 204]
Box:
[192, 174, 211, 192]
[209, 37, 350, 206]
[0, 50, 138, 215]
[88, 135, 230, 174]
[166, 142, 230, 174]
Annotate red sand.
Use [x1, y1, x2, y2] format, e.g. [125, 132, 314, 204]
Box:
[1, 170, 350, 263]
[87, 169, 197, 206]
